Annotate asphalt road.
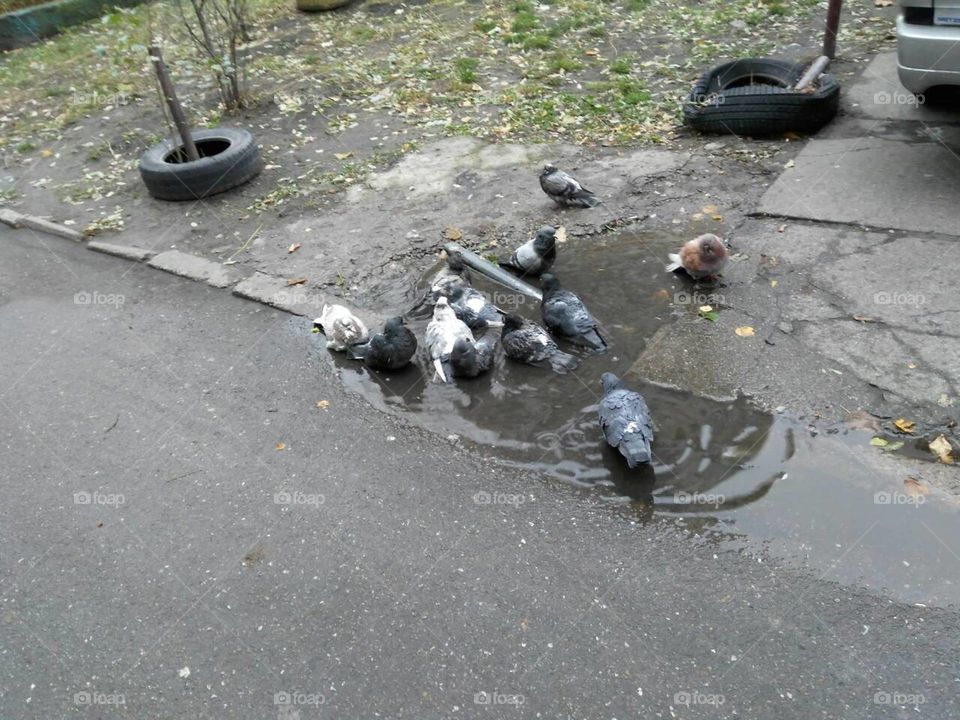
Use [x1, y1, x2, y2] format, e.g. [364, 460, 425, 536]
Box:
[1, 226, 958, 719]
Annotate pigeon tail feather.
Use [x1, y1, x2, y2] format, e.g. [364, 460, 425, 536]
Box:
[666, 253, 682, 273]
[548, 351, 579, 374]
[621, 436, 652, 468]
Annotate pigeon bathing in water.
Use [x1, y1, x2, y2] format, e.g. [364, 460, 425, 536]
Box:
[539, 164, 601, 208]
[666, 233, 728, 281]
[450, 334, 497, 379]
[410, 251, 473, 315]
[347, 316, 417, 371]
[540, 273, 607, 352]
[501, 226, 557, 277]
[425, 297, 474, 383]
[598, 372, 655, 468]
[449, 286, 504, 331]
[501, 314, 578, 374]
[314, 304, 369, 351]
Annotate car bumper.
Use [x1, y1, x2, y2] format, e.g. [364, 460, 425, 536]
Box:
[896, 14, 960, 92]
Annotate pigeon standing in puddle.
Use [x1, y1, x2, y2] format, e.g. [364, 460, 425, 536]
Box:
[501, 226, 557, 277]
[501, 314, 578, 374]
[540, 273, 607, 352]
[539, 164, 601, 208]
[314, 304, 369, 351]
[598, 372, 654, 468]
[347, 316, 417, 371]
[425, 297, 473, 383]
[449, 286, 504, 331]
[450, 334, 497, 379]
[666, 233, 728, 281]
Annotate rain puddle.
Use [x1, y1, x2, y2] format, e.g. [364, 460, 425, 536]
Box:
[319, 229, 960, 607]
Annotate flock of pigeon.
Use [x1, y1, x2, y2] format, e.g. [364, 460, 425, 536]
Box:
[314, 164, 729, 468]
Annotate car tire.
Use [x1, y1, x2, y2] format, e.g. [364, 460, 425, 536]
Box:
[138, 127, 262, 201]
[683, 58, 841, 136]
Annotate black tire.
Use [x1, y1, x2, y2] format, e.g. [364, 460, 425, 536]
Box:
[138, 127, 262, 201]
[683, 58, 840, 136]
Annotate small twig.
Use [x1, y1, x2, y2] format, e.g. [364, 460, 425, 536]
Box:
[104, 413, 120, 434]
[166, 469, 203, 483]
[223, 221, 263, 265]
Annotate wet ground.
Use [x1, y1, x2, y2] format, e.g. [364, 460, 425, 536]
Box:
[319, 229, 960, 609]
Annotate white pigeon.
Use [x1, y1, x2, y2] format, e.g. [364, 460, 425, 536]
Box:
[315, 304, 369, 351]
[425, 297, 473, 382]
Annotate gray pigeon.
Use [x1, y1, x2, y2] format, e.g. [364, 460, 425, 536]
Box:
[539, 164, 600, 208]
[598, 372, 654, 468]
[540, 273, 606, 352]
[449, 286, 504, 330]
[409, 251, 472, 316]
[425, 297, 474, 383]
[501, 314, 578, 374]
[501, 226, 557, 277]
[450, 334, 497, 379]
[347, 316, 417, 371]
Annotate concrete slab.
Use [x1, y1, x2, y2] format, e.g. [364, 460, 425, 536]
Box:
[757, 136, 960, 236]
[87, 240, 154, 262]
[147, 250, 240, 289]
[232, 271, 333, 318]
[845, 51, 960, 123]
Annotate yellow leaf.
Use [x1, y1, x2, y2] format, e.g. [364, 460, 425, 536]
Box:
[275, 442, 286, 451]
[870, 436, 889, 447]
[929, 435, 954, 464]
[735, 326, 755, 337]
[770, 280, 778, 288]
[443, 226, 462, 241]
[334, 152, 352, 160]
[698, 305, 713, 313]
[41, 148, 54, 158]
[316, 400, 330, 410]
[287, 277, 307, 286]
[893, 418, 916, 434]
[555, 226, 567, 244]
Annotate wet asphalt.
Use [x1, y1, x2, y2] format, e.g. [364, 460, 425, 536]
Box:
[1, 226, 958, 719]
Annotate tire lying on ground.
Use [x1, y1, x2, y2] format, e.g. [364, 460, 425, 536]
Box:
[139, 127, 262, 201]
[683, 58, 840, 136]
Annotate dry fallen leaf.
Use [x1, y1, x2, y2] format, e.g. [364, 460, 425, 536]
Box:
[874, 0, 893, 6]
[334, 151, 352, 160]
[316, 400, 330, 410]
[444, 226, 462, 241]
[275, 442, 286, 451]
[653, 288, 671, 301]
[904, 476, 929, 497]
[735, 326, 755, 337]
[853, 315, 877, 323]
[288, 243, 302, 254]
[770, 280, 778, 288]
[929, 435, 954, 464]
[870, 436, 889, 447]
[701, 204, 722, 221]
[893, 418, 916, 434]
[555, 226, 568, 244]
[287, 277, 307, 286]
[41, 148, 54, 158]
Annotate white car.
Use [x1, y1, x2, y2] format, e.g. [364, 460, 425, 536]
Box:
[897, 0, 960, 92]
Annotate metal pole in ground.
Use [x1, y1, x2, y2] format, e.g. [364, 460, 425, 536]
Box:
[823, 0, 843, 59]
[148, 45, 200, 162]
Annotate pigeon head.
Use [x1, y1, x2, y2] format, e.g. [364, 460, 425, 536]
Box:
[540, 273, 560, 292]
[384, 316, 406, 332]
[446, 250, 467, 273]
[433, 297, 456, 320]
[533, 226, 557, 253]
[503, 314, 525, 332]
[450, 337, 475, 363]
[541, 163, 558, 176]
[697, 233, 726, 259]
[601, 372, 624, 394]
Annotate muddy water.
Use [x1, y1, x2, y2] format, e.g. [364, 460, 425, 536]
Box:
[321, 230, 960, 607]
